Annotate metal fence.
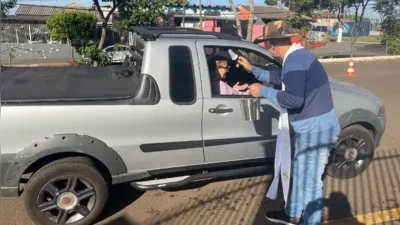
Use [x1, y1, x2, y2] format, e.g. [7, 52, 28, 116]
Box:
[0, 20, 129, 64]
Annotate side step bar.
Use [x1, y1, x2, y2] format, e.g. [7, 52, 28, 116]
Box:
[131, 165, 271, 191]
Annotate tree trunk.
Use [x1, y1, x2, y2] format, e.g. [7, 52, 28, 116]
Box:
[93, 22, 107, 67]
[92, 0, 119, 67]
[199, 0, 203, 30]
[98, 21, 107, 50]
[246, 0, 255, 41]
[228, 0, 243, 38]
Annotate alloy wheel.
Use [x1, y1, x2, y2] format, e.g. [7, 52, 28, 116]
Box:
[36, 175, 96, 224]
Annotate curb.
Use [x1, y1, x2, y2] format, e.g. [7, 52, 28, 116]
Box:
[319, 55, 400, 63]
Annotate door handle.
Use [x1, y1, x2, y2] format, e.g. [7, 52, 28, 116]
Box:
[209, 108, 233, 113]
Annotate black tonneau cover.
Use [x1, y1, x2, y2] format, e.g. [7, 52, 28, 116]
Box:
[1, 66, 138, 102]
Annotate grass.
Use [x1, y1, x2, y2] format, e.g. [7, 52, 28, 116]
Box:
[327, 35, 382, 43]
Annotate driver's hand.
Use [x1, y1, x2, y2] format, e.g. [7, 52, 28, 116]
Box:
[246, 83, 262, 97]
[233, 82, 249, 91]
[236, 56, 252, 72]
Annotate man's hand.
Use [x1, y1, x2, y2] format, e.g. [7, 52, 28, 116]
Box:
[246, 83, 262, 97]
[233, 82, 249, 91]
[236, 56, 252, 72]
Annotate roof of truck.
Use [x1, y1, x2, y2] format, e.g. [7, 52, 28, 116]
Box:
[130, 26, 243, 41]
[1, 66, 139, 103]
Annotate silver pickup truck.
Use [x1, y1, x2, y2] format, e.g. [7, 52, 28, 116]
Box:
[1, 27, 386, 225]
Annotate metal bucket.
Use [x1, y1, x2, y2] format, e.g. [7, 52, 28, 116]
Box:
[239, 98, 260, 121]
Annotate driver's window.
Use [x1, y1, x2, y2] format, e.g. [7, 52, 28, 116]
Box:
[240, 49, 279, 69]
[203, 45, 279, 98]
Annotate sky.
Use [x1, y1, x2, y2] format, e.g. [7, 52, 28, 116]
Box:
[11, 0, 381, 21]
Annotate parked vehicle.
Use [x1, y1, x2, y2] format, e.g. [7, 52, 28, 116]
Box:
[102, 44, 132, 64]
[0, 27, 386, 225]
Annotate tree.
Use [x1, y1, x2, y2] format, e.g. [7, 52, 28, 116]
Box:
[326, 0, 375, 54]
[348, 0, 373, 56]
[374, 0, 400, 55]
[93, 0, 127, 50]
[92, 0, 130, 66]
[46, 11, 97, 45]
[246, 0, 255, 41]
[1, 0, 18, 17]
[265, 0, 278, 5]
[228, 0, 243, 38]
[115, 0, 166, 30]
[265, 0, 319, 17]
[264, 0, 321, 31]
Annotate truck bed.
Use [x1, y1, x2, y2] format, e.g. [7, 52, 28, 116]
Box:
[1, 66, 139, 102]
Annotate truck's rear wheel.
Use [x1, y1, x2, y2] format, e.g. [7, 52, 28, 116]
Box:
[24, 156, 109, 225]
[327, 124, 375, 179]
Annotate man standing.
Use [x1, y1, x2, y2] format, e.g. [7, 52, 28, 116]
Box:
[237, 21, 341, 225]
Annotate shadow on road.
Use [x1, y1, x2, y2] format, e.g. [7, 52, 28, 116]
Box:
[102, 215, 141, 225]
[96, 183, 144, 223]
[323, 192, 364, 224]
[95, 149, 399, 225]
[251, 190, 363, 225]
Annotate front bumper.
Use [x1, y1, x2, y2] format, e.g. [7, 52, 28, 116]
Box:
[1, 153, 20, 197]
[375, 104, 386, 148]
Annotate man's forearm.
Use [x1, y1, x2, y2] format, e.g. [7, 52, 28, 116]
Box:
[259, 86, 280, 107]
[259, 86, 305, 109]
[251, 66, 282, 86]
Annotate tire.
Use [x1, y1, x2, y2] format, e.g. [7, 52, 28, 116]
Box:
[326, 124, 376, 179]
[24, 156, 109, 225]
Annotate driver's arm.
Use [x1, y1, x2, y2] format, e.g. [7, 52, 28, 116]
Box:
[251, 66, 282, 86]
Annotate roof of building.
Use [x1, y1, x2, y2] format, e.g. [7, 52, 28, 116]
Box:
[15, 4, 106, 22]
[164, 3, 233, 9]
[320, 10, 337, 18]
[1, 15, 48, 22]
[241, 5, 314, 21]
[65, 3, 86, 9]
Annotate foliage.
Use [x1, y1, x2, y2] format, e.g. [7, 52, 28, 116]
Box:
[375, 0, 400, 55]
[77, 41, 114, 66]
[265, 0, 278, 5]
[115, 0, 166, 30]
[46, 11, 97, 45]
[265, 0, 323, 16]
[7, 46, 15, 66]
[0, 0, 17, 17]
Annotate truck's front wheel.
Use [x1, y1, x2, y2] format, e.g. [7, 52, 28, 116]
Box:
[326, 124, 375, 179]
[24, 156, 109, 225]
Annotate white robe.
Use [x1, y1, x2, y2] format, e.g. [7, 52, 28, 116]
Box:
[266, 43, 304, 207]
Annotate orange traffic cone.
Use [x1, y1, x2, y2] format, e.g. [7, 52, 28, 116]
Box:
[346, 59, 356, 77]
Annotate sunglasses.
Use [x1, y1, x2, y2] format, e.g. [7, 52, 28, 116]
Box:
[217, 65, 230, 70]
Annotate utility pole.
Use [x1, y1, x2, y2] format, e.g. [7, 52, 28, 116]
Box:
[182, 5, 185, 27]
[199, 0, 203, 30]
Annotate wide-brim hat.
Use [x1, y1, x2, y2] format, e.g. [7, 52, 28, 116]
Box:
[254, 20, 301, 44]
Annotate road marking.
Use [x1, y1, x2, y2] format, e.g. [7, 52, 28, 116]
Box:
[325, 208, 400, 224]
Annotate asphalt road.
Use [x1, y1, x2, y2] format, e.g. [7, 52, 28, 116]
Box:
[1, 60, 400, 225]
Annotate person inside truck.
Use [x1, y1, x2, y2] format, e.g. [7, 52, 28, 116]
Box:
[208, 51, 249, 96]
